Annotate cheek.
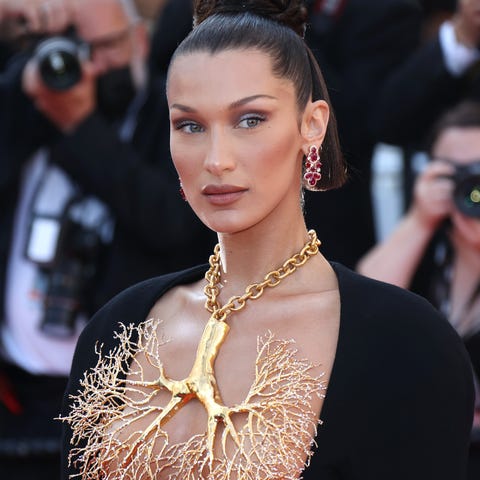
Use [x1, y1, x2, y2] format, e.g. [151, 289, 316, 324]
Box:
[250, 130, 301, 182]
[170, 142, 198, 180]
[452, 211, 480, 246]
[170, 146, 184, 177]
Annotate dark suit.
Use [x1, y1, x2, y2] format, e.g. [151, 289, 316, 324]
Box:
[372, 36, 480, 148]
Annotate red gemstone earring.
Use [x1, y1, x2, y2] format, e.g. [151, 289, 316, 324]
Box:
[303, 145, 322, 191]
[179, 179, 187, 201]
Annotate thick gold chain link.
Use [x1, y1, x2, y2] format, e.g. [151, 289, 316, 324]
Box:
[204, 230, 320, 322]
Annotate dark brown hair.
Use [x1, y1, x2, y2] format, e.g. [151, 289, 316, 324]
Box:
[426, 101, 480, 154]
[168, 0, 346, 190]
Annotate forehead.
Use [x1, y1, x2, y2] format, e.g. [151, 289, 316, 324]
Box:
[433, 127, 480, 164]
[73, 0, 129, 41]
[167, 49, 295, 107]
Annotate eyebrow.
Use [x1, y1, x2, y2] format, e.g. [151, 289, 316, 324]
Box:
[170, 94, 277, 113]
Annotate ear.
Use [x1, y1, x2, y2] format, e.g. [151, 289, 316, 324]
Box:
[300, 100, 329, 154]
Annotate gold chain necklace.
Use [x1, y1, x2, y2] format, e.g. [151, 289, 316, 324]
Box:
[204, 229, 320, 321]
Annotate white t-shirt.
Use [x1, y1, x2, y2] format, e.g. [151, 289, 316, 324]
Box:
[2, 152, 112, 376]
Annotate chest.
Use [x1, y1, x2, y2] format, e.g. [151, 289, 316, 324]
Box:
[71, 292, 339, 479]
[449, 259, 480, 335]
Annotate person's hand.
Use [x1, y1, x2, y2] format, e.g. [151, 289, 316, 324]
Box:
[453, 0, 480, 48]
[0, 0, 72, 35]
[409, 160, 455, 232]
[22, 57, 96, 132]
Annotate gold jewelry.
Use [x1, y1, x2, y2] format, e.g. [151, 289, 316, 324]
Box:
[204, 229, 321, 319]
[61, 230, 325, 480]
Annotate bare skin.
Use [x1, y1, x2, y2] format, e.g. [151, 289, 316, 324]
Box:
[137, 260, 339, 474]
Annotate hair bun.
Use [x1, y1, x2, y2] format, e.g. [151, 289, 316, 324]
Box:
[194, 0, 308, 37]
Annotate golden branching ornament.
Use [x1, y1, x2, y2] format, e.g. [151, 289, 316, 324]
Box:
[61, 230, 326, 479]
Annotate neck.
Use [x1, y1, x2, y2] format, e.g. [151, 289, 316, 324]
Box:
[214, 217, 313, 297]
[451, 230, 480, 273]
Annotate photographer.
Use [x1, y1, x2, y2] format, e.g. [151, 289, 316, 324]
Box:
[0, 0, 215, 478]
[357, 100, 480, 478]
[373, 0, 480, 148]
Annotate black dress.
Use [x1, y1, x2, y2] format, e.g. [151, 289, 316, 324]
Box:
[61, 263, 474, 479]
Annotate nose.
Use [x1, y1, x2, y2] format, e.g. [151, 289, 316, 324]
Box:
[90, 49, 111, 76]
[204, 129, 236, 176]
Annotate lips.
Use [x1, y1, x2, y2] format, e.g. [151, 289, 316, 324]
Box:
[202, 184, 247, 205]
[202, 184, 245, 195]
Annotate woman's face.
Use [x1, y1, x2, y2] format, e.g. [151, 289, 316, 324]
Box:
[432, 127, 480, 249]
[167, 48, 319, 234]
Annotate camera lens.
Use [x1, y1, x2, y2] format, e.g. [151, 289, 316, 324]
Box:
[454, 176, 480, 218]
[34, 36, 87, 90]
[40, 50, 81, 90]
[40, 259, 83, 338]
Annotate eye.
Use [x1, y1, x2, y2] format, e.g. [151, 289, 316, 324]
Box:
[237, 114, 266, 129]
[174, 121, 204, 134]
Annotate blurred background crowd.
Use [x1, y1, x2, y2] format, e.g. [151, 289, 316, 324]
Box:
[0, 0, 480, 478]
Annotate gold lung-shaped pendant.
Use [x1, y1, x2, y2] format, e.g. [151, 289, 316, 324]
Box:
[62, 316, 325, 480]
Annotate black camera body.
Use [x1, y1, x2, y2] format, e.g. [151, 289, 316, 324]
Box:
[33, 35, 89, 90]
[452, 162, 480, 218]
[39, 218, 103, 338]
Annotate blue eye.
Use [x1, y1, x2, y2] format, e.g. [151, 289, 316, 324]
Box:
[237, 115, 265, 129]
[175, 121, 204, 133]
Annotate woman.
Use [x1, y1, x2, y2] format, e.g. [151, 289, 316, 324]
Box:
[61, 1, 474, 479]
[357, 100, 480, 477]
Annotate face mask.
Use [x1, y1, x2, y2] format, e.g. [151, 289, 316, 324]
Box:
[96, 65, 136, 121]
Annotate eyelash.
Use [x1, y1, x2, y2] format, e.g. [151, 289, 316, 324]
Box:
[174, 121, 204, 133]
[236, 113, 267, 129]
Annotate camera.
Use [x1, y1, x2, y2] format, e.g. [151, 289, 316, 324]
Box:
[24, 174, 111, 338]
[39, 220, 102, 338]
[33, 35, 89, 90]
[452, 162, 480, 218]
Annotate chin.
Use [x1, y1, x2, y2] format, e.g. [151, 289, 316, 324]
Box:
[203, 221, 248, 236]
[199, 212, 256, 236]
